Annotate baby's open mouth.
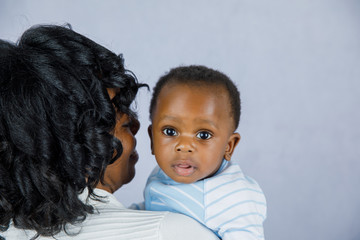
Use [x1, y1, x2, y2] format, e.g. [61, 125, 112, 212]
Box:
[173, 163, 196, 177]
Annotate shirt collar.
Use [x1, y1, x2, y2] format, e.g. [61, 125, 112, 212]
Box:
[78, 188, 125, 208]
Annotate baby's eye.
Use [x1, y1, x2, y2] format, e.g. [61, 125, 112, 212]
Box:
[162, 128, 178, 136]
[196, 131, 212, 140]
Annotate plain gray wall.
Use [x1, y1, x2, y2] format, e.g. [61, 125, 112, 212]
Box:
[1, 0, 359, 239]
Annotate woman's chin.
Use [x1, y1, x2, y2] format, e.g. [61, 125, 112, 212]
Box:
[123, 169, 136, 185]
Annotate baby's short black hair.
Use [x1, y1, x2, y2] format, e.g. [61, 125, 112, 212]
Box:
[149, 65, 241, 130]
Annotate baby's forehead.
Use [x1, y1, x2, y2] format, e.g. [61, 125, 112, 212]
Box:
[160, 82, 234, 116]
[161, 81, 231, 105]
[175, 82, 231, 103]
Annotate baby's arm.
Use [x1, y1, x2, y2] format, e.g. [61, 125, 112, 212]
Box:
[205, 167, 267, 239]
[214, 186, 266, 240]
[219, 213, 266, 240]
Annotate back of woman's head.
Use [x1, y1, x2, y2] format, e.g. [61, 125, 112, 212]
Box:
[0, 25, 143, 239]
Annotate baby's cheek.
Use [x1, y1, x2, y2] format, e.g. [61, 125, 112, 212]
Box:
[157, 138, 172, 149]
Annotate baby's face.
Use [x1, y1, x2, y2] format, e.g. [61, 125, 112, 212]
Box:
[149, 83, 240, 183]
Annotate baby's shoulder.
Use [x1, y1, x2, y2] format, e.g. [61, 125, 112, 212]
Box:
[205, 161, 264, 195]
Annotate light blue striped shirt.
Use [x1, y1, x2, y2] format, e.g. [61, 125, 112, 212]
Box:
[143, 160, 267, 240]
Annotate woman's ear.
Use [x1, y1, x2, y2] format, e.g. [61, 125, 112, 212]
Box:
[224, 133, 241, 161]
[148, 125, 154, 155]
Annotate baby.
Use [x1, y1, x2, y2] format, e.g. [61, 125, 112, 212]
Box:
[136, 65, 266, 239]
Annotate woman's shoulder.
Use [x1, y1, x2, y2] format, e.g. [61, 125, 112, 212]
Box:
[83, 206, 218, 240]
[85, 189, 218, 239]
[80, 188, 218, 240]
[160, 211, 219, 240]
[2, 189, 218, 240]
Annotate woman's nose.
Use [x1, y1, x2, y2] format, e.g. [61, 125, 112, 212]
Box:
[131, 117, 140, 135]
[175, 136, 194, 153]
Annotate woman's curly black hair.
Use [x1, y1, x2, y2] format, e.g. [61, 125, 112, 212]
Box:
[0, 24, 146, 239]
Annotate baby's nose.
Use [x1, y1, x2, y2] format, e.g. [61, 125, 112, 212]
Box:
[175, 137, 194, 153]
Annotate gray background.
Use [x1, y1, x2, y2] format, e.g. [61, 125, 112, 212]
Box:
[1, 1, 359, 239]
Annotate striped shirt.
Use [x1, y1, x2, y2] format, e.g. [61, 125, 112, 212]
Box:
[143, 160, 267, 240]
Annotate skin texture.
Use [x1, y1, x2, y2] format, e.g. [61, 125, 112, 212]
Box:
[97, 89, 140, 193]
[149, 83, 240, 184]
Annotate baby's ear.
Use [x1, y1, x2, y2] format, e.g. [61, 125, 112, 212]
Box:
[224, 133, 241, 161]
[148, 125, 154, 155]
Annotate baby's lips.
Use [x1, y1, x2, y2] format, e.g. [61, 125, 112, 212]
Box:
[177, 163, 192, 168]
[173, 163, 196, 177]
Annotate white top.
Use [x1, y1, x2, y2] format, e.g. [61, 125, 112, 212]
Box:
[2, 188, 218, 240]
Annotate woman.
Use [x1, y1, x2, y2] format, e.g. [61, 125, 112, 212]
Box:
[0, 25, 217, 240]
